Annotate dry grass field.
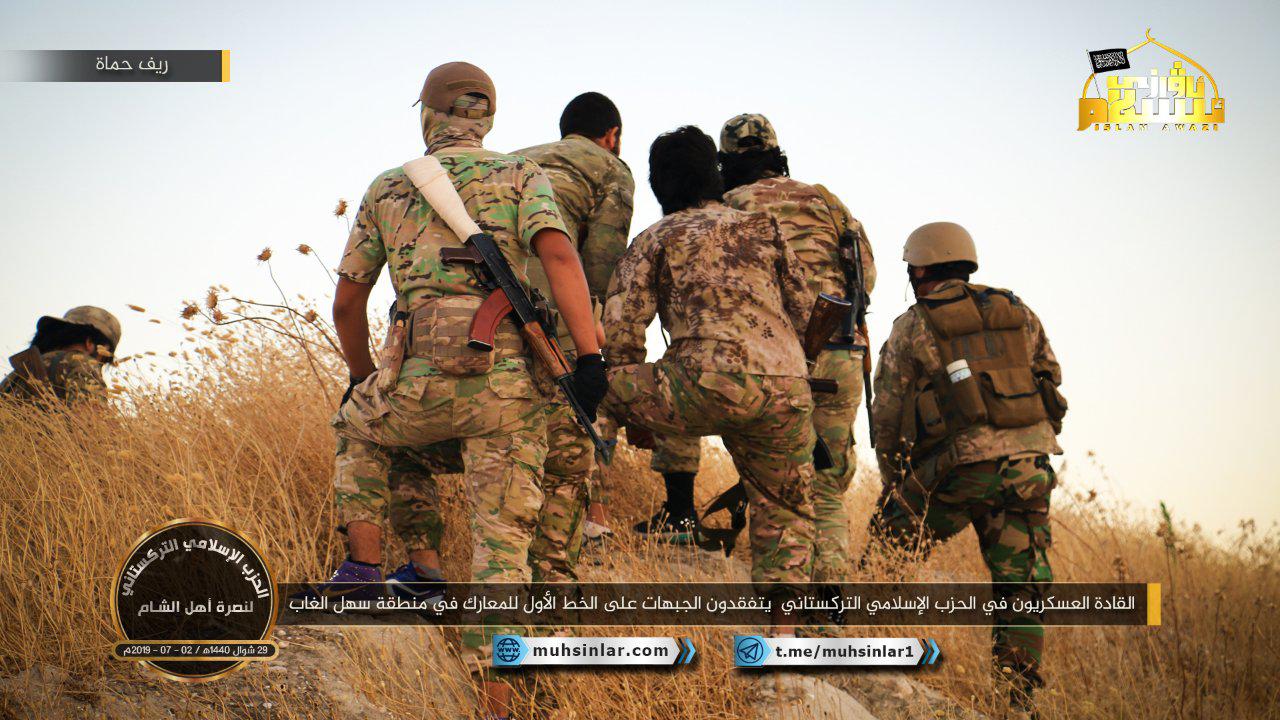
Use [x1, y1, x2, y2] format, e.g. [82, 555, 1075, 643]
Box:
[1, 290, 1277, 719]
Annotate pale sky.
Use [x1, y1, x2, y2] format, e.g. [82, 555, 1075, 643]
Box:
[2, 0, 1277, 533]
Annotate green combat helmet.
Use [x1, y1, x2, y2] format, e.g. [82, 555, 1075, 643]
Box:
[36, 306, 122, 358]
[903, 221, 978, 270]
[719, 113, 779, 154]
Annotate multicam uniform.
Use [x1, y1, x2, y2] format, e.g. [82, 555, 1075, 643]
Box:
[332, 103, 566, 597]
[387, 134, 633, 581]
[867, 278, 1065, 689]
[0, 350, 108, 404]
[603, 201, 817, 590]
[516, 134, 633, 579]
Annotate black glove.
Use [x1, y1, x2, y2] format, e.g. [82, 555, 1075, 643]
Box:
[341, 375, 367, 407]
[571, 353, 608, 423]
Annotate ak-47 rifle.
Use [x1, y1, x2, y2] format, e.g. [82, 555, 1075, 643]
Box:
[403, 156, 611, 463]
[803, 292, 852, 395]
[838, 226, 875, 448]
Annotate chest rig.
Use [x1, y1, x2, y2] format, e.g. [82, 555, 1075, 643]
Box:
[907, 283, 1048, 456]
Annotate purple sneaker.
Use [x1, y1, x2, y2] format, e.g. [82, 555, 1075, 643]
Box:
[292, 558, 387, 602]
[385, 563, 447, 608]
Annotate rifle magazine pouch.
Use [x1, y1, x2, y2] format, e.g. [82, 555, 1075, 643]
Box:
[922, 289, 983, 339]
[915, 387, 948, 439]
[410, 296, 495, 377]
[981, 367, 1046, 428]
[1037, 376, 1068, 422]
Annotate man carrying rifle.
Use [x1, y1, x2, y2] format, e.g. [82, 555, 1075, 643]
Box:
[714, 113, 877, 583]
[1, 306, 121, 406]
[327, 61, 604, 719]
[514, 91, 635, 561]
[602, 126, 816, 629]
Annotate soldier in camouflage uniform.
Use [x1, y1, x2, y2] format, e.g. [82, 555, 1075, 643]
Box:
[514, 91, 634, 571]
[1, 306, 121, 405]
[602, 126, 817, 612]
[863, 222, 1066, 712]
[326, 62, 604, 719]
[719, 113, 876, 583]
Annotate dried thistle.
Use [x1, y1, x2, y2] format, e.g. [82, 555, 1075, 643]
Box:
[127, 304, 146, 313]
[304, 309, 319, 323]
[257, 247, 273, 262]
[212, 308, 227, 323]
[334, 198, 348, 217]
[180, 304, 199, 320]
[206, 288, 219, 309]
[297, 243, 313, 255]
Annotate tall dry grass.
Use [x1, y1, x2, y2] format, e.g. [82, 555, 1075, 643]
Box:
[1, 286, 1277, 718]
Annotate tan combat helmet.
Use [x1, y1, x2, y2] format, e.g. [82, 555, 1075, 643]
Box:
[37, 306, 122, 356]
[419, 61, 496, 118]
[720, 113, 779, 154]
[903, 222, 979, 270]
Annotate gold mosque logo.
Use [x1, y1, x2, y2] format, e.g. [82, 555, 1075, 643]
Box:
[1078, 29, 1225, 132]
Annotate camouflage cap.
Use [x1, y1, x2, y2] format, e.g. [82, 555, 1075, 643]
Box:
[720, 113, 779, 154]
[37, 306, 122, 353]
[419, 62, 496, 118]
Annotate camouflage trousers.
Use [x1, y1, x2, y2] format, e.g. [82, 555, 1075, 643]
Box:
[383, 400, 591, 584]
[865, 454, 1055, 687]
[649, 349, 863, 582]
[530, 400, 592, 582]
[604, 360, 816, 590]
[332, 358, 546, 584]
[588, 411, 619, 506]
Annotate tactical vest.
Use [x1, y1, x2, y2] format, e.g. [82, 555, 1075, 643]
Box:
[906, 283, 1053, 456]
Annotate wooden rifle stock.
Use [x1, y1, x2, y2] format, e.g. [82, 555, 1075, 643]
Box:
[802, 293, 852, 394]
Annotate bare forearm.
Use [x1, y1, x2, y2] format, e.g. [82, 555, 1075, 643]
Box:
[534, 229, 602, 357]
[333, 278, 376, 377]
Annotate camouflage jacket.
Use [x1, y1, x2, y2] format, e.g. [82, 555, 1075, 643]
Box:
[871, 279, 1063, 470]
[0, 349, 107, 404]
[515, 134, 634, 301]
[604, 201, 813, 376]
[723, 175, 875, 332]
[338, 109, 567, 310]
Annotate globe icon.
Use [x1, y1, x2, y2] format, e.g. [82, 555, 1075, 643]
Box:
[495, 637, 522, 664]
[735, 637, 764, 665]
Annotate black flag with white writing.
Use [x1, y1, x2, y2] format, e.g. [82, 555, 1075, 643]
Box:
[1088, 49, 1130, 73]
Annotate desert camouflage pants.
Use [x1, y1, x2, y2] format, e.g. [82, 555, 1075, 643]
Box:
[588, 411, 619, 506]
[865, 454, 1055, 687]
[604, 360, 816, 590]
[649, 349, 863, 582]
[332, 358, 546, 583]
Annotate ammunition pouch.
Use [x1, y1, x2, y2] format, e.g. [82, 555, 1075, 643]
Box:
[406, 296, 522, 377]
[981, 367, 1044, 428]
[913, 283, 1051, 439]
[1037, 375, 1068, 434]
[914, 385, 948, 439]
